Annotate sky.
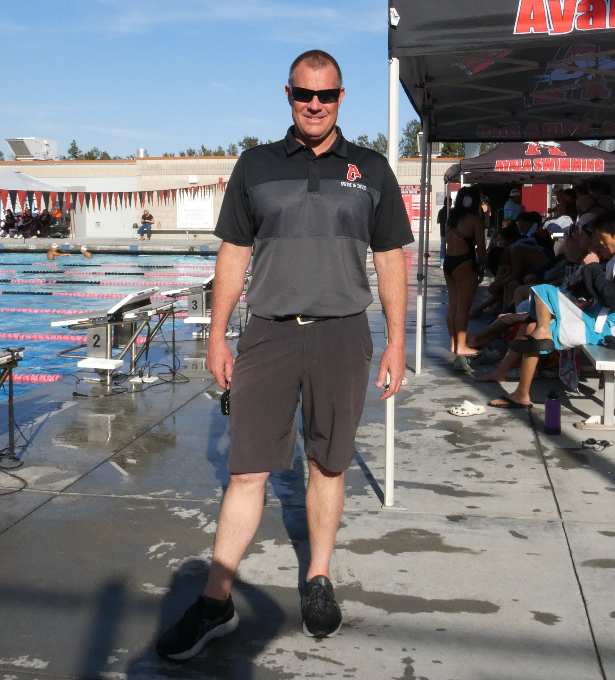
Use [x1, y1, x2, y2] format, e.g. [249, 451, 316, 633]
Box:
[2, 0, 417, 159]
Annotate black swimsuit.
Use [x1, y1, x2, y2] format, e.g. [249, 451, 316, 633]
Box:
[442, 226, 478, 277]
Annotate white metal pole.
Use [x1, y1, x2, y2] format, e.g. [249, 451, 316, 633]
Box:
[415, 118, 428, 375]
[383, 56, 400, 508]
[422, 142, 432, 330]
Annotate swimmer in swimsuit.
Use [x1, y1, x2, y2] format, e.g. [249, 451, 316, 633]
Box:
[443, 186, 486, 356]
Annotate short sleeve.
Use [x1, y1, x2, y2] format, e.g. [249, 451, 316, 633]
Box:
[214, 156, 255, 246]
[370, 161, 414, 252]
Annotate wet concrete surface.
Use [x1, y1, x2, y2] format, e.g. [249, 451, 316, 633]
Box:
[0, 244, 613, 679]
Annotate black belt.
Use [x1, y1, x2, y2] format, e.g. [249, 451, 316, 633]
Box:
[272, 314, 335, 325]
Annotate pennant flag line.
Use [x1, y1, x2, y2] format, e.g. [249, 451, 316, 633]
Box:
[0, 182, 228, 212]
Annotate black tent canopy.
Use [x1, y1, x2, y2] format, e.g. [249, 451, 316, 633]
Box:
[386, 1, 615, 376]
[445, 140, 615, 184]
[388, 1, 615, 143]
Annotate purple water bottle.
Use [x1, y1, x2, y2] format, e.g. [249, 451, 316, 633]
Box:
[544, 390, 561, 435]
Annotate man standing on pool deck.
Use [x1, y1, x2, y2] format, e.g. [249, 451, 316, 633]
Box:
[157, 50, 413, 661]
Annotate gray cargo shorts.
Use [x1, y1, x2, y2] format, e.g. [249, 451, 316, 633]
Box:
[228, 312, 373, 474]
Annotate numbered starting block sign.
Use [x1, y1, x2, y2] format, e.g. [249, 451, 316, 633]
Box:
[87, 327, 108, 358]
[187, 293, 204, 317]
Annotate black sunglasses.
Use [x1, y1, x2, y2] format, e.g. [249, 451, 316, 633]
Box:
[290, 85, 341, 104]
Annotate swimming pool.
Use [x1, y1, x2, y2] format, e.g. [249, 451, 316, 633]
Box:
[0, 252, 216, 401]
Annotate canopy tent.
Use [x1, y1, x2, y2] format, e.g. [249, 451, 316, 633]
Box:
[382, 2, 615, 506]
[387, 0, 615, 371]
[445, 140, 615, 184]
[389, 1, 615, 144]
[0, 170, 68, 192]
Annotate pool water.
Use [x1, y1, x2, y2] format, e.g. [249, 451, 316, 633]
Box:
[0, 252, 216, 401]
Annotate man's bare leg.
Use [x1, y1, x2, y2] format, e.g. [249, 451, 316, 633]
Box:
[305, 459, 345, 580]
[489, 353, 539, 406]
[527, 297, 554, 341]
[204, 471, 270, 601]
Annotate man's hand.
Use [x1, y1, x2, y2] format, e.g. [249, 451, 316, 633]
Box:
[583, 252, 600, 265]
[206, 336, 235, 388]
[376, 343, 406, 400]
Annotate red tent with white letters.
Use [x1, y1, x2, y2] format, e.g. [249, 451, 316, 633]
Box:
[445, 140, 615, 184]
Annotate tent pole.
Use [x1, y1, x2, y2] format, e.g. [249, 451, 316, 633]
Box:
[383, 56, 400, 509]
[415, 117, 428, 375]
[422, 141, 432, 330]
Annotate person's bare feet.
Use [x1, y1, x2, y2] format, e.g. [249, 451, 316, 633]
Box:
[455, 347, 479, 356]
[489, 392, 531, 408]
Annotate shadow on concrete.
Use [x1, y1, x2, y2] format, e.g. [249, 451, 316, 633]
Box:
[125, 559, 285, 680]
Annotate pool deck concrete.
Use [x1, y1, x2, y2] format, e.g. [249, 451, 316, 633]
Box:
[0, 243, 614, 680]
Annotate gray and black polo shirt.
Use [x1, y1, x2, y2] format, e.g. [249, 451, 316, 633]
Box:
[214, 126, 413, 319]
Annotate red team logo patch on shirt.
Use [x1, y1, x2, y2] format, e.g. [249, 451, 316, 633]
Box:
[347, 164, 361, 181]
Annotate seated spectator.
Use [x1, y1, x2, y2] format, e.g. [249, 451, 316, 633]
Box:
[489, 211, 615, 407]
[489, 226, 553, 310]
[470, 228, 519, 316]
[0, 209, 17, 237]
[577, 178, 615, 217]
[37, 209, 53, 238]
[19, 209, 34, 237]
[139, 210, 154, 240]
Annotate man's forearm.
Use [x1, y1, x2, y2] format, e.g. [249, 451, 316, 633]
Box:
[209, 242, 252, 341]
[373, 248, 407, 346]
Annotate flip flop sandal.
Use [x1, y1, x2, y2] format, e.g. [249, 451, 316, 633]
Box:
[453, 356, 472, 372]
[449, 400, 486, 417]
[470, 348, 502, 365]
[538, 369, 559, 379]
[582, 438, 613, 451]
[508, 336, 555, 355]
[467, 348, 489, 365]
[488, 395, 533, 409]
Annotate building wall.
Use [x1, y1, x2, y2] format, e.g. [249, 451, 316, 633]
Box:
[0, 155, 455, 239]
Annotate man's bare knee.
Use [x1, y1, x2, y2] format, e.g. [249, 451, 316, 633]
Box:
[307, 458, 343, 479]
[228, 471, 270, 490]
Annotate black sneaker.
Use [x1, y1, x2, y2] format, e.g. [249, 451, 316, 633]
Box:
[156, 594, 239, 661]
[301, 575, 342, 638]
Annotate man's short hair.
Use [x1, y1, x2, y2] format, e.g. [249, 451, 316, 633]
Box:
[288, 50, 343, 88]
[592, 211, 615, 236]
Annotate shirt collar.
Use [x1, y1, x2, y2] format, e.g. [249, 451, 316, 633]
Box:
[283, 126, 347, 158]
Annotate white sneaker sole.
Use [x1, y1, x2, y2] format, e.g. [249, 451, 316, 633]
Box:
[302, 619, 342, 638]
[166, 611, 239, 661]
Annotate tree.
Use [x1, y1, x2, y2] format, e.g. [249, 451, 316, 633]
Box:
[81, 147, 101, 160]
[480, 141, 496, 154]
[399, 120, 422, 158]
[238, 136, 260, 151]
[162, 152, 175, 157]
[226, 143, 239, 156]
[440, 142, 465, 157]
[185, 148, 197, 157]
[0, 150, 4, 161]
[67, 139, 82, 160]
[352, 132, 387, 156]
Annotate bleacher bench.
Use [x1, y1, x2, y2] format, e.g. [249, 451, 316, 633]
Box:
[576, 344, 615, 430]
